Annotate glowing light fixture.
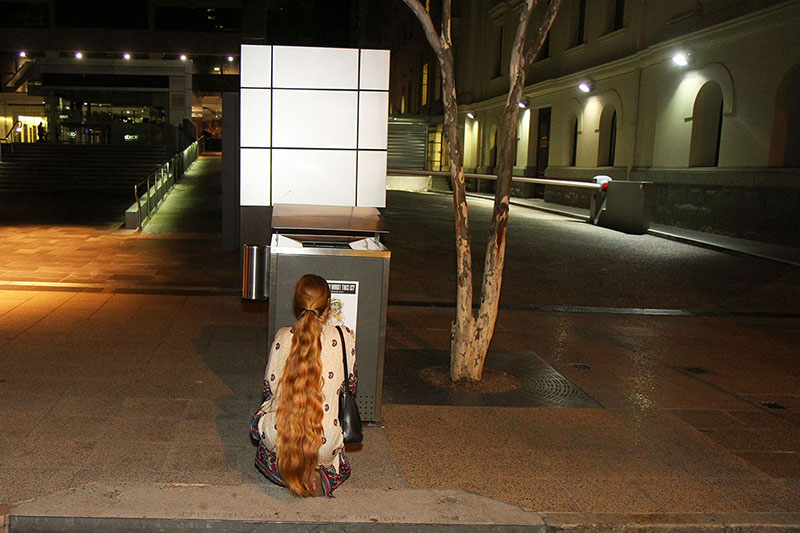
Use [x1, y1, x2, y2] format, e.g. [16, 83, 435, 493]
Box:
[180, 54, 187, 61]
[578, 81, 593, 93]
[227, 55, 234, 62]
[19, 51, 26, 58]
[672, 52, 689, 66]
[466, 111, 476, 119]
[75, 51, 83, 59]
[123, 53, 131, 60]
[518, 100, 528, 109]
[213, 66, 220, 72]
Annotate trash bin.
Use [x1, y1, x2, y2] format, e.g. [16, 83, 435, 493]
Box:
[600, 181, 653, 234]
[242, 244, 268, 300]
[267, 204, 390, 422]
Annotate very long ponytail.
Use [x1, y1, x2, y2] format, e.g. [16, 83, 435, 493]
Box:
[275, 274, 329, 497]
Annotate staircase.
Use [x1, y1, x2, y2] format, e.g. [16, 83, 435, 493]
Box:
[0, 143, 168, 192]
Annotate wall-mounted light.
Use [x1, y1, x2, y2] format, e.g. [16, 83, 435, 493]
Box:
[19, 51, 26, 58]
[123, 53, 131, 60]
[672, 52, 689, 66]
[466, 111, 476, 119]
[578, 81, 593, 93]
[518, 100, 528, 109]
[180, 54, 187, 61]
[75, 51, 83, 59]
[227, 55, 234, 62]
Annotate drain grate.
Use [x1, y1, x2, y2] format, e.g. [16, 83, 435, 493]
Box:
[760, 401, 788, 410]
[383, 349, 602, 408]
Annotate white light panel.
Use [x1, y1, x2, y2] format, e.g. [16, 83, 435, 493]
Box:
[240, 149, 271, 206]
[240, 89, 271, 147]
[272, 150, 356, 206]
[358, 91, 389, 150]
[272, 90, 358, 149]
[239, 45, 389, 207]
[240, 45, 271, 88]
[273, 46, 359, 89]
[357, 151, 388, 208]
[359, 49, 391, 90]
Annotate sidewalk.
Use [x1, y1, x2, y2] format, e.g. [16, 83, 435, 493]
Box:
[505, 196, 800, 268]
[1, 157, 799, 531]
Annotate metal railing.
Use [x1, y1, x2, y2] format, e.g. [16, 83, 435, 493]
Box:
[387, 168, 608, 223]
[0, 121, 23, 163]
[130, 139, 200, 230]
[387, 168, 603, 190]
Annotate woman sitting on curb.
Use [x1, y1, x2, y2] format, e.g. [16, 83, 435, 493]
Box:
[251, 274, 357, 497]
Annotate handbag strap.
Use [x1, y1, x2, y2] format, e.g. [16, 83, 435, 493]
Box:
[335, 325, 348, 384]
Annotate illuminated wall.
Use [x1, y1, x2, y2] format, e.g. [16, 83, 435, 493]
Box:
[239, 44, 390, 208]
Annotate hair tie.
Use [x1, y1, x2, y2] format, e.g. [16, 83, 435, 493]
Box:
[300, 309, 318, 317]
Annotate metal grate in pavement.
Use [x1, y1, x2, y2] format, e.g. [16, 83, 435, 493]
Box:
[383, 349, 601, 408]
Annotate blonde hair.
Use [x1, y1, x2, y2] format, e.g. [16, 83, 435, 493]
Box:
[275, 274, 330, 496]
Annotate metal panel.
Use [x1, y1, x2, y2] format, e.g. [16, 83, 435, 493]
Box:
[387, 122, 427, 170]
[268, 241, 390, 422]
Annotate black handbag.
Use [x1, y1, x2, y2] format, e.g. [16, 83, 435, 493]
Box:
[336, 326, 363, 444]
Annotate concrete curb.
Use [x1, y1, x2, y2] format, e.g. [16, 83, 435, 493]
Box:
[7, 483, 544, 531]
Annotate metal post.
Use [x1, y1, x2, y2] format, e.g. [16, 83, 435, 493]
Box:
[135, 183, 142, 231]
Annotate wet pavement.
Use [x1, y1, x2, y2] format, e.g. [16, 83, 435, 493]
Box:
[1, 154, 799, 531]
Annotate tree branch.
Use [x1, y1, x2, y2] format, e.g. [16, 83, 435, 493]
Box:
[401, 0, 445, 58]
[523, 0, 564, 69]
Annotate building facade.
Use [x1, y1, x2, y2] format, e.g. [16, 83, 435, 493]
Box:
[391, 0, 800, 245]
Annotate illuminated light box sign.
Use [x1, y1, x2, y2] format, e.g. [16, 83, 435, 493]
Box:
[239, 44, 390, 208]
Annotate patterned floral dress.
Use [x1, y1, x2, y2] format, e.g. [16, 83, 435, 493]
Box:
[250, 324, 357, 497]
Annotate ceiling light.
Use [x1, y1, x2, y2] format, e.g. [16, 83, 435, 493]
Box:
[466, 111, 476, 119]
[75, 52, 83, 59]
[517, 101, 528, 109]
[19, 51, 26, 58]
[578, 81, 593, 93]
[123, 53, 131, 60]
[672, 52, 689, 66]
[180, 54, 187, 61]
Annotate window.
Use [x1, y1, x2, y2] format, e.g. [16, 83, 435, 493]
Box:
[689, 82, 724, 167]
[574, 0, 587, 46]
[612, 0, 625, 31]
[55, 0, 147, 29]
[769, 65, 800, 167]
[492, 26, 503, 78]
[536, 34, 551, 61]
[433, 62, 441, 101]
[0, 2, 48, 28]
[421, 63, 429, 107]
[569, 118, 579, 166]
[597, 105, 617, 166]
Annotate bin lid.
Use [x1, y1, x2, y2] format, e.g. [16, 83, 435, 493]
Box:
[271, 204, 388, 234]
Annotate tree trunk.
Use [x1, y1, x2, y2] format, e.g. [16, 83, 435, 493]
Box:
[403, 0, 563, 382]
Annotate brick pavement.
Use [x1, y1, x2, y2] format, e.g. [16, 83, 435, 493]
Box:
[0, 154, 798, 530]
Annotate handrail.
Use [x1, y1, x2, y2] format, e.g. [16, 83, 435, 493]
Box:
[131, 138, 200, 230]
[2, 120, 22, 142]
[387, 168, 603, 190]
[0, 120, 23, 162]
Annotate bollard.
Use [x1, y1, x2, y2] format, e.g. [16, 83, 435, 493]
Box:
[242, 245, 268, 300]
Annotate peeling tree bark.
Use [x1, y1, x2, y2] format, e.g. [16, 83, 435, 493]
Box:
[402, 0, 563, 381]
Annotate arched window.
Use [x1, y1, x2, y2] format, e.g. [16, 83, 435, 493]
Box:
[597, 105, 617, 166]
[769, 65, 800, 167]
[689, 82, 724, 167]
[568, 117, 579, 166]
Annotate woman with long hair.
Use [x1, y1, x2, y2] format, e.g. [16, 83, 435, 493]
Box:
[251, 274, 357, 497]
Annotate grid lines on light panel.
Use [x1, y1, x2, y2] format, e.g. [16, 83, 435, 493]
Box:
[239, 44, 390, 207]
